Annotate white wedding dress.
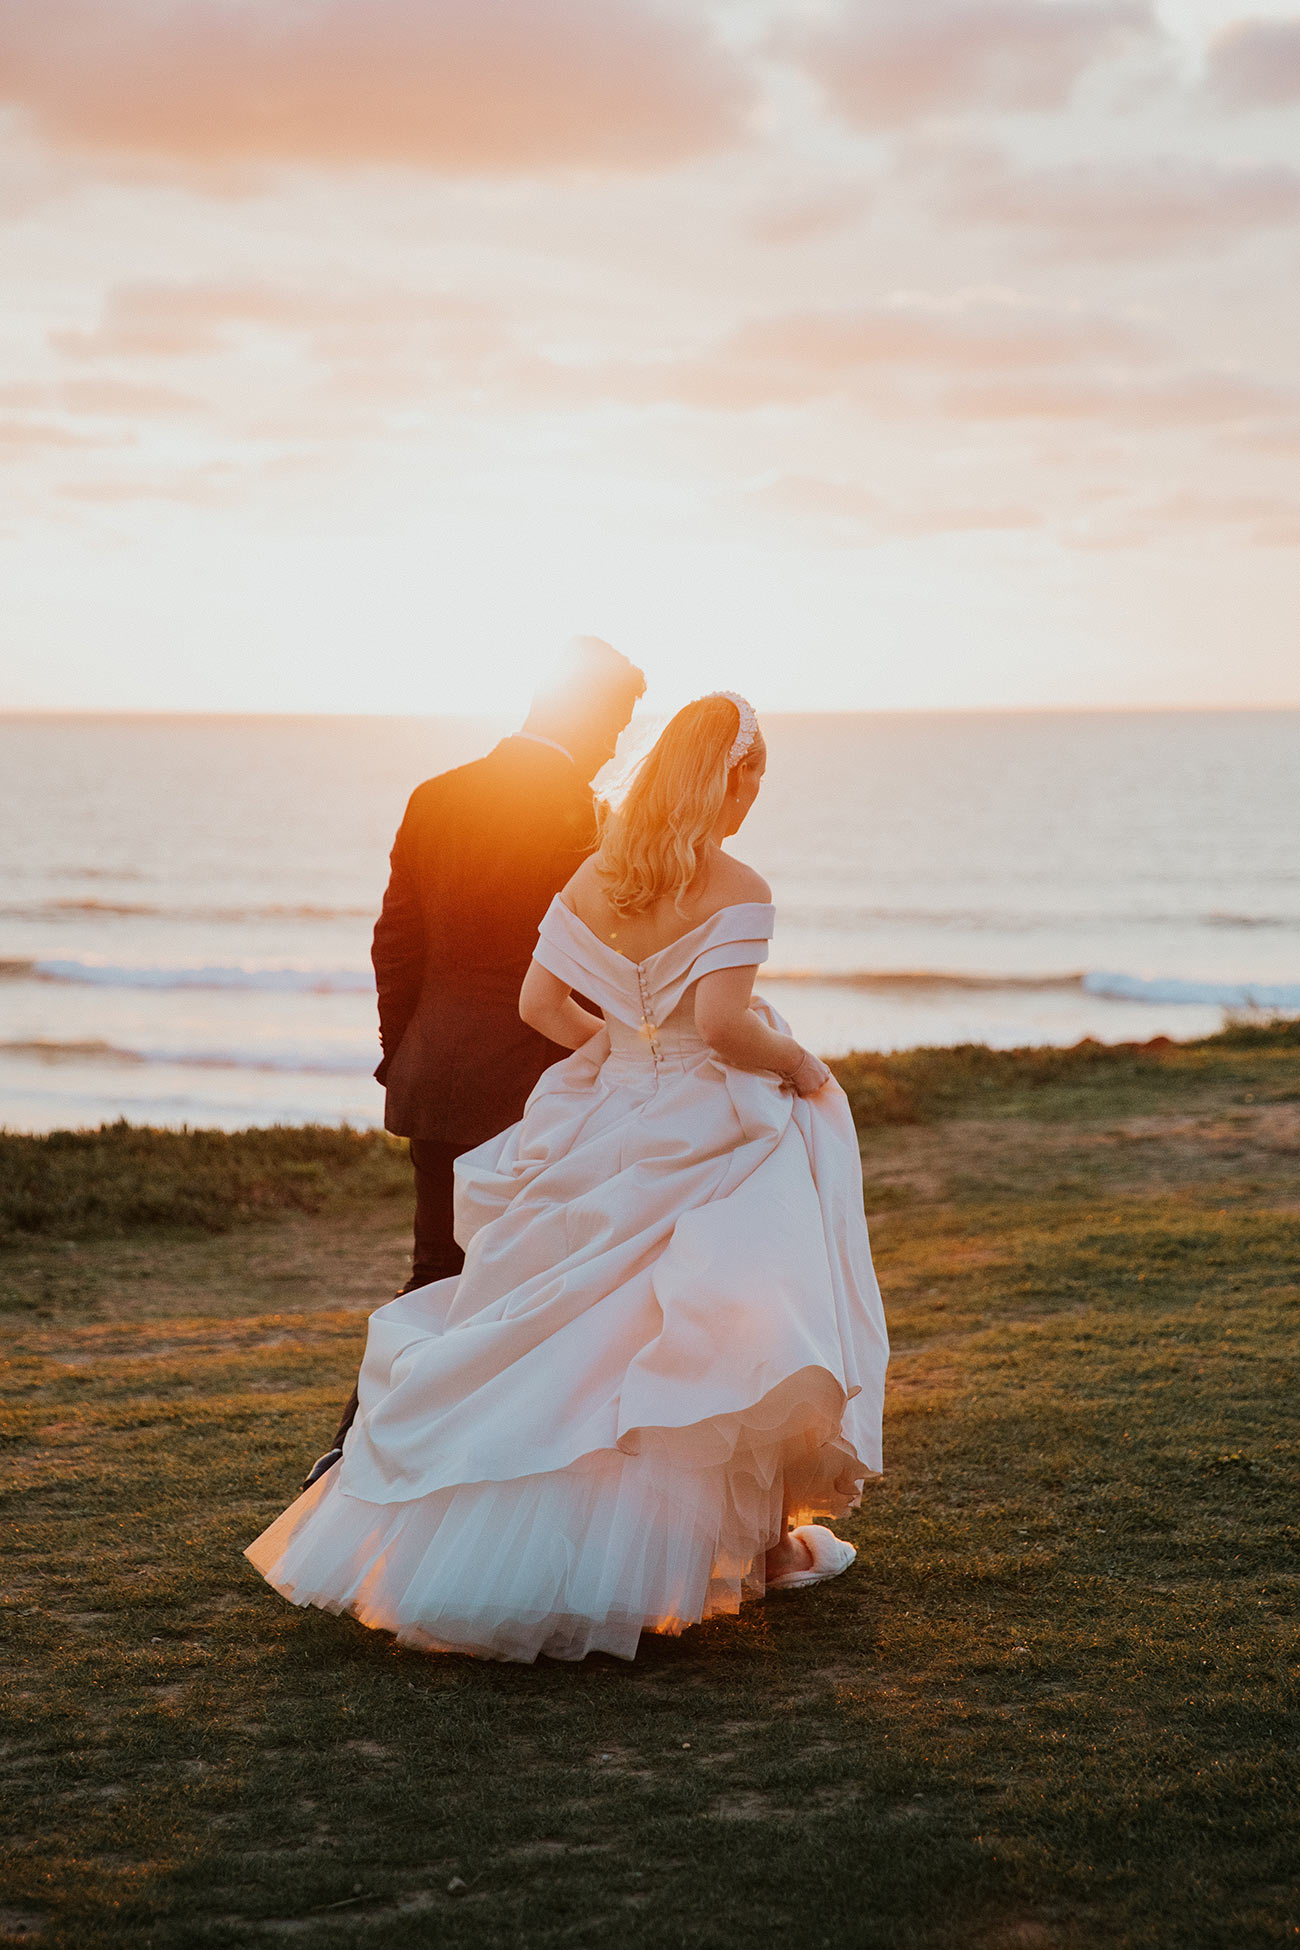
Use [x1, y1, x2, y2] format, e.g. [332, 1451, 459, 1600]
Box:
[246, 898, 889, 1662]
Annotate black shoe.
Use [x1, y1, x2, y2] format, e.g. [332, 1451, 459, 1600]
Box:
[300, 1447, 343, 1491]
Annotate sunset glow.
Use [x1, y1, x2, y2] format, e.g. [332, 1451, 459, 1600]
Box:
[2, 0, 1299, 715]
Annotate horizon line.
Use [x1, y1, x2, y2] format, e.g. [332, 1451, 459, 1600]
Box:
[4, 701, 1300, 723]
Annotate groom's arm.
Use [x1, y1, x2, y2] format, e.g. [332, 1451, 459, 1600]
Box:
[370, 790, 428, 1084]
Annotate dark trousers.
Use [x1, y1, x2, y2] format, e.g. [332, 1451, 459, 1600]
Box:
[407, 1137, 467, 1290]
[327, 1138, 466, 1452]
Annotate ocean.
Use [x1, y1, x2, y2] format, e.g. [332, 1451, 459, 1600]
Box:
[2, 710, 1298, 1133]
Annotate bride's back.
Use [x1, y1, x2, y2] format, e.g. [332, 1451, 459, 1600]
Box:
[563, 849, 769, 967]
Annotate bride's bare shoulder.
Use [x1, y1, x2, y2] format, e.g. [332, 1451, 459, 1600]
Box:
[559, 853, 609, 920]
[712, 855, 772, 905]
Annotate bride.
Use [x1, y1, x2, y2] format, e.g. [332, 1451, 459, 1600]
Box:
[246, 692, 889, 1662]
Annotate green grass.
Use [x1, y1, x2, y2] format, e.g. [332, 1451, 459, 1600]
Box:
[835, 1015, 1300, 1128]
[0, 1122, 412, 1247]
[2, 1026, 1298, 1947]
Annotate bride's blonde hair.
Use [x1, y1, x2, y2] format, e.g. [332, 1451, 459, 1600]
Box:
[598, 694, 760, 917]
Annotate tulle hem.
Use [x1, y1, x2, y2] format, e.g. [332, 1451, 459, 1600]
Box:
[246, 1379, 868, 1663]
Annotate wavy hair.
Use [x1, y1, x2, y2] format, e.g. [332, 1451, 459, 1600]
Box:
[598, 694, 760, 917]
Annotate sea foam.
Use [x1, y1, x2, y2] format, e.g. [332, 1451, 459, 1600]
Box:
[6, 955, 1299, 1015]
[12, 959, 376, 994]
[1083, 972, 1300, 1009]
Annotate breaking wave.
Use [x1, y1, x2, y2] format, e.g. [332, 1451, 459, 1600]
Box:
[0, 958, 376, 993]
[1081, 972, 1300, 1009]
[0, 899, 374, 922]
[765, 969, 1083, 992]
[2, 956, 1298, 1013]
[0, 1038, 375, 1075]
[769, 969, 1300, 1009]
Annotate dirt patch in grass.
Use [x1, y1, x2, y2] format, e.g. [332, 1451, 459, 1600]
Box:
[0, 1205, 410, 1326]
[863, 1092, 1300, 1216]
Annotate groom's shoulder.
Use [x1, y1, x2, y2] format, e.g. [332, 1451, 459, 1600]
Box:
[400, 739, 584, 829]
[401, 745, 503, 817]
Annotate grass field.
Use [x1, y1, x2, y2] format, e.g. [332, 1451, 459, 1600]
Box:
[2, 1026, 1298, 1948]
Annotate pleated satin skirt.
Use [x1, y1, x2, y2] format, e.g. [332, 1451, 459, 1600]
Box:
[247, 1015, 888, 1662]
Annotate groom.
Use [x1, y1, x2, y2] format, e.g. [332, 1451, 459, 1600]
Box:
[303, 636, 645, 1487]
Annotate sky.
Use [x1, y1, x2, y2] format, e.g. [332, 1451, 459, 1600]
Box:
[1, 0, 1298, 719]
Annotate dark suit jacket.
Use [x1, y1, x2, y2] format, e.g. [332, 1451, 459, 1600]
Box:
[372, 736, 598, 1147]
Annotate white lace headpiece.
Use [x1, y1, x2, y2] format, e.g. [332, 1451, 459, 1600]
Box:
[705, 690, 759, 769]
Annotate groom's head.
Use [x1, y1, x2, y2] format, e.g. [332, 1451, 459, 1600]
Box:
[523, 636, 645, 781]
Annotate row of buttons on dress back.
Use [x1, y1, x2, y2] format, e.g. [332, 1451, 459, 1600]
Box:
[635, 966, 664, 1072]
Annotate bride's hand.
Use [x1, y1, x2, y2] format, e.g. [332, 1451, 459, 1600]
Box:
[786, 1049, 833, 1097]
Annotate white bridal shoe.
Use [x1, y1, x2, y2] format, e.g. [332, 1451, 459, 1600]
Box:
[766, 1524, 857, 1592]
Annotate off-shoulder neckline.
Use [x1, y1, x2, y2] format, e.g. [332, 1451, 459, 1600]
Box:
[549, 895, 774, 972]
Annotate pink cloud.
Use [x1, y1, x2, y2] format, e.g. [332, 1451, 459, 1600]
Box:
[620, 298, 1155, 411]
[741, 473, 1042, 541]
[0, 378, 201, 414]
[747, 183, 875, 246]
[1252, 514, 1300, 546]
[60, 463, 247, 506]
[1064, 487, 1300, 550]
[930, 145, 1300, 257]
[42, 277, 569, 447]
[725, 301, 1148, 373]
[59, 377, 202, 415]
[1232, 418, 1300, 456]
[559, 298, 1293, 445]
[50, 279, 497, 362]
[58, 450, 324, 505]
[1155, 487, 1300, 526]
[35, 279, 1294, 463]
[748, 477, 1300, 553]
[1206, 16, 1300, 108]
[942, 368, 1296, 428]
[784, 0, 1156, 128]
[0, 0, 749, 178]
[0, 417, 125, 458]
